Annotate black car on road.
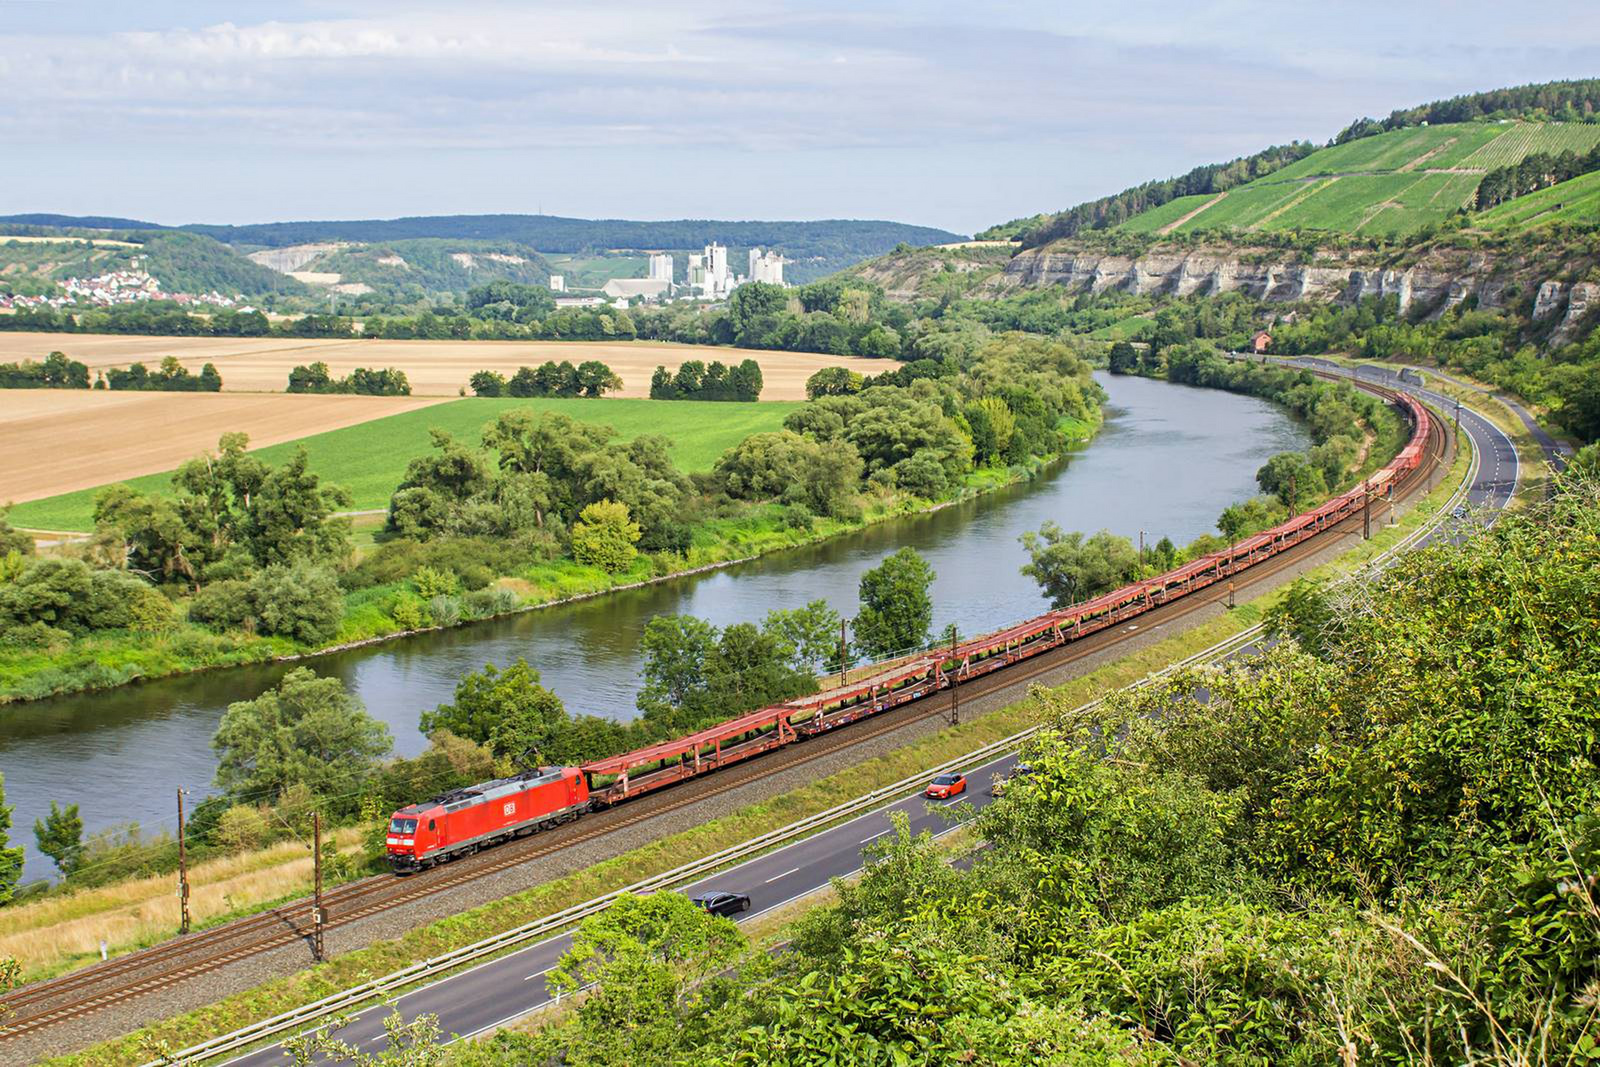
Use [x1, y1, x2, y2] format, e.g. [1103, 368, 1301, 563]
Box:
[690, 891, 752, 917]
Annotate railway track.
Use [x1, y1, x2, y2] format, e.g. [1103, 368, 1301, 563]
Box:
[0, 386, 1450, 1044]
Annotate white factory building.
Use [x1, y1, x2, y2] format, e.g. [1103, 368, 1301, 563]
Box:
[748, 247, 785, 286]
[686, 242, 733, 299]
[548, 244, 785, 305]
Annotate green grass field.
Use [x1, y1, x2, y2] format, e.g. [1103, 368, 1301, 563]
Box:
[1115, 121, 1600, 237]
[1475, 169, 1600, 230]
[11, 397, 800, 532]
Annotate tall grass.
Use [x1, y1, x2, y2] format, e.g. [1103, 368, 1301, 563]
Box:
[0, 830, 363, 980]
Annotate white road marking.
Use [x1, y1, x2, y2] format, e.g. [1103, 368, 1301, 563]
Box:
[765, 867, 801, 883]
[523, 966, 553, 982]
[860, 829, 890, 844]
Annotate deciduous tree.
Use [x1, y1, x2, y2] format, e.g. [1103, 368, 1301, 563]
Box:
[0, 774, 23, 904]
[212, 668, 391, 809]
[33, 801, 83, 877]
[1019, 524, 1138, 608]
[853, 547, 934, 659]
[421, 659, 573, 764]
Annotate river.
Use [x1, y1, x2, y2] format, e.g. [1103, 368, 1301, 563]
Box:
[0, 372, 1307, 881]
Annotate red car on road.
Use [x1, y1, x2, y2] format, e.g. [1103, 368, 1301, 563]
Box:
[925, 773, 967, 799]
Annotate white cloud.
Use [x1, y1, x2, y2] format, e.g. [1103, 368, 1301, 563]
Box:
[1, 1, 1597, 227]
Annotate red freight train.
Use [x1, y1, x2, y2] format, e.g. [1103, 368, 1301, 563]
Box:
[386, 766, 588, 872]
[387, 385, 1435, 875]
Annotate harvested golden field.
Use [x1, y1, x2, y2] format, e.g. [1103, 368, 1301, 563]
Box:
[0, 390, 445, 508]
[0, 333, 895, 399]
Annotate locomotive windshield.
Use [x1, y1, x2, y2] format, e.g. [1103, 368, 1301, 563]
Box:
[390, 818, 418, 835]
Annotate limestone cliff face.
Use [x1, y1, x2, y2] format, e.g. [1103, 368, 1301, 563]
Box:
[1529, 279, 1599, 345]
[1552, 282, 1598, 345]
[1000, 245, 1524, 319]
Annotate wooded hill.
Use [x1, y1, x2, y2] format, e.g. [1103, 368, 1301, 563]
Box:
[0, 229, 306, 300]
[0, 213, 964, 291]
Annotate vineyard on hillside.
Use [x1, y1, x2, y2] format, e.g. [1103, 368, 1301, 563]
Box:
[1112, 120, 1600, 237]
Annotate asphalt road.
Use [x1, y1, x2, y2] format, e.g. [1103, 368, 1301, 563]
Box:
[226, 381, 1514, 1066]
[1399, 363, 1570, 470]
[1276, 356, 1518, 517]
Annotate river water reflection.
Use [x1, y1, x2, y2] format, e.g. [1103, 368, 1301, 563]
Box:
[0, 372, 1307, 880]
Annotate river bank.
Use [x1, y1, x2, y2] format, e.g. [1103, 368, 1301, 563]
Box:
[0, 414, 1101, 708]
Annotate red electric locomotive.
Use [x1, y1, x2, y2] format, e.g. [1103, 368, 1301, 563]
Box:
[386, 766, 588, 872]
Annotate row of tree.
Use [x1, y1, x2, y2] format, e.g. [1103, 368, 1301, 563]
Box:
[105, 357, 222, 392]
[1336, 77, 1600, 141]
[286, 362, 411, 395]
[0, 302, 270, 338]
[998, 142, 1317, 248]
[0, 352, 222, 391]
[468, 360, 622, 398]
[648, 359, 763, 401]
[1474, 143, 1600, 210]
[0, 351, 89, 389]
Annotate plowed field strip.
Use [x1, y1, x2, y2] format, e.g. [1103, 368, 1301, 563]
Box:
[0, 333, 889, 399]
[0, 391, 445, 504]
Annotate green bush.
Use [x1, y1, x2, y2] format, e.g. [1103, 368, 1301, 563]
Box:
[570, 500, 641, 574]
[427, 595, 461, 627]
[0, 507, 34, 556]
[890, 449, 950, 498]
[188, 579, 253, 632]
[465, 586, 520, 617]
[411, 565, 460, 599]
[0, 558, 163, 637]
[348, 535, 543, 592]
[251, 564, 344, 643]
[187, 564, 344, 644]
[389, 593, 426, 631]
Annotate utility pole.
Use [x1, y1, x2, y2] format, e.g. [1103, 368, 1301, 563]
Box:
[1138, 530, 1145, 578]
[947, 629, 959, 727]
[1454, 396, 1461, 431]
[838, 619, 848, 687]
[1288, 473, 1298, 516]
[1388, 483, 1397, 526]
[1363, 482, 1372, 539]
[311, 813, 325, 962]
[176, 788, 191, 936]
[1227, 580, 1235, 609]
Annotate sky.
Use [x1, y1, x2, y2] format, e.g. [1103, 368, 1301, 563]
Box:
[2, 1, 1598, 234]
